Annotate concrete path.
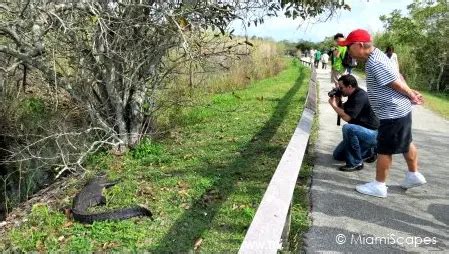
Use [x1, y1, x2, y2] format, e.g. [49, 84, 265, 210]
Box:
[303, 66, 449, 253]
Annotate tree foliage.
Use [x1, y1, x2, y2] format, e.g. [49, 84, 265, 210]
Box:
[1, 0, 347, 150]
[0, 0, 353, 226]
[378, 0, 448, 91]
[1, 0, 241, 153]
[0, 0, 349, 180]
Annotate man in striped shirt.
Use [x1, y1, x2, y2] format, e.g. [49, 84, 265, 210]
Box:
[338, 29, 427, 198]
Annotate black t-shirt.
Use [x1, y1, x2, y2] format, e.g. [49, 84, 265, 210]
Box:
[343, 88, 379, 130]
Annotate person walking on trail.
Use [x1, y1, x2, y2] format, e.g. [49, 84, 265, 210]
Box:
[329, 74, 379, 172]
[331, 33, 347, 87]
[346, 58, 357, 75]
[310, 48, 316, 65]
[321, 51, 329, 69]
[314, 50, 322, 68]
[339, 29, 427, 198]
[385, 45, 400, 74]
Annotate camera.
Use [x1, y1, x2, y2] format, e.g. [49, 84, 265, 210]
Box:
[328, 87, 342, 97]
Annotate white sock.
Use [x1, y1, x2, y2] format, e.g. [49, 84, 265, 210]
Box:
[407, 171, 418, 176]
[375, 180, 386, 186]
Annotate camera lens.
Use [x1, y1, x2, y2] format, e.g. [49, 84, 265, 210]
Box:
[328, 88, 340, 97]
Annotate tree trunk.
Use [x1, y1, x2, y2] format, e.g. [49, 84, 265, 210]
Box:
[435, 54, 447, 92]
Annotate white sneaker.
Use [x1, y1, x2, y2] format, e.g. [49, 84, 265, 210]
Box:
[356, 181, 388, 198]
[401, 172, 427, 189]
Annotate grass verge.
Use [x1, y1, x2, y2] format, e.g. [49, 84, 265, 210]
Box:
[3, 59, 311, 252]
[421, 91, 449, 120]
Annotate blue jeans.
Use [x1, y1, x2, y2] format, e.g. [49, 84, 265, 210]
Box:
[333, 124, 378, 167]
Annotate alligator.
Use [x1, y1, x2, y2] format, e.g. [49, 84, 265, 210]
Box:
[69, 176, 152, 224]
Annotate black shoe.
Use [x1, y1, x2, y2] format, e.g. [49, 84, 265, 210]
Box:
[338, 163, 364, 172]
[363, 153, 377, 163]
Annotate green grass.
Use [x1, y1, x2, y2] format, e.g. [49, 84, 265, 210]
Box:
[421, 91, 449, 120]
[3, 59, 311, 252]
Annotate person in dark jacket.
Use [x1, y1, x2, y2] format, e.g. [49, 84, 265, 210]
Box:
[329, 74, 379, 172]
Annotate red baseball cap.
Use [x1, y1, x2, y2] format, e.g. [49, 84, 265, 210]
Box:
[338, 29, 372, 46]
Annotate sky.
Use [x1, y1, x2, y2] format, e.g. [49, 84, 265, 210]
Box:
[230, 0, 414, 42]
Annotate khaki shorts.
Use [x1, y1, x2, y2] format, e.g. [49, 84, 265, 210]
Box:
[331, 69, 342, 85]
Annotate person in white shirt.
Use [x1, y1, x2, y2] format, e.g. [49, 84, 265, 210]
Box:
[386, 46, 399, 73]
[321, 52, 329, 69]
[309, 48, 316, 65]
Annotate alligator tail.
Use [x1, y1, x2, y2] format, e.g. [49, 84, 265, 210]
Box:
[72, 206, 152, 224]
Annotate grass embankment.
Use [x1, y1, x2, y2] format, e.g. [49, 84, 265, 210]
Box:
[421, 91, 449, 120]
[4, 60, 312, 252]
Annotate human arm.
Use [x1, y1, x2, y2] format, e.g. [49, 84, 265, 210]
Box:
[389, 79, 423, 105]
[333, 48, 340, 58]
[328, 96, 352, 122]
[371, 57, 423, 105]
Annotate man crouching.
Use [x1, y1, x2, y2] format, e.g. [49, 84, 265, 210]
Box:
[329, 74, 379, 172]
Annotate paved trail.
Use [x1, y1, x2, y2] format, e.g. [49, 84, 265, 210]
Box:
[304, 66, 449, 253]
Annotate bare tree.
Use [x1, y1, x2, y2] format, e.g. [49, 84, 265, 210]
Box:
[0, 0, 347, 218]
[0, 0, 346, 154]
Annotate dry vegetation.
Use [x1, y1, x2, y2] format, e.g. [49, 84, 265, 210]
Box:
[0, 35, 288, 221]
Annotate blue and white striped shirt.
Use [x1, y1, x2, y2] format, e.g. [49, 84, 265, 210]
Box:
[365, 48, 411, 119]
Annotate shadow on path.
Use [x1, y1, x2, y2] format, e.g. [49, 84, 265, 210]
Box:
[305, 67, 449, 252]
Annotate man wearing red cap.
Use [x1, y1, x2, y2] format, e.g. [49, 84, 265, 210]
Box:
[339, 29, 426, 198]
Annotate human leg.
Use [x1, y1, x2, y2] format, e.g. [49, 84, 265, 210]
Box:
[391, 113, 427, 188]
[363, 120, 392, 184]
[403, 142, 418, 172]
[341, 124, 376, 167]
[355, 120, 393, 197]
[333, 141, 346, 161]
[375, 154, 392, 182]
[337, 124, 377, 172]
[401, 142, 426, 189]
[354, 154, 390, 197]
[331, 69, 340, 87]
[362, 147, 374, 159]
[361, 130, 378, 162]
